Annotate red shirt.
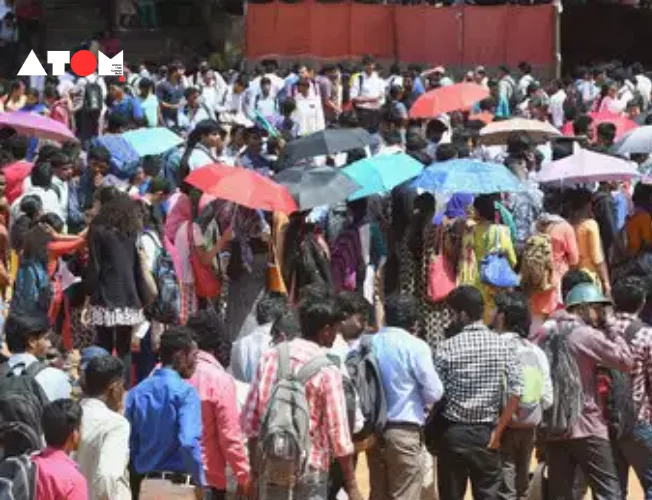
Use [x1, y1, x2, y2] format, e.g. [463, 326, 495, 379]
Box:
[32, 447, 88, 500]
[3, 160, 32, 205]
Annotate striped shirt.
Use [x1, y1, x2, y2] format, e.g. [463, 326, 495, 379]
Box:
[241, 338, 354, 471]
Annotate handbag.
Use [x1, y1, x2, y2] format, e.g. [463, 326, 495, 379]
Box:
[480, 225, 520, 288]
[188, 223, 221, 299]
[424, 398, 448, 456]
[267, 240, 287, 295]
[426, 228, 455, 302]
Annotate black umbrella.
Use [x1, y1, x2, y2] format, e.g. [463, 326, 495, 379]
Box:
[274, 165, 360, 211]
[279, 128, 373, 167]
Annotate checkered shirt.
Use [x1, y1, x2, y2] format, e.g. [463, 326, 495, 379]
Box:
[609, 312, 652, 423]
[434, 322, 523, 423]
[241, 338, 354, 472]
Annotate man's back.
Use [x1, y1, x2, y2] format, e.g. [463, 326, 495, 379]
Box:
[33, 447, 88, 500]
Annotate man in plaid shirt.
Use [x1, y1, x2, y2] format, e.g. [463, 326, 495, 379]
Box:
[241, 295, 363, 500]
[434, 286, 524, 500]
[607, 276, 652, 498]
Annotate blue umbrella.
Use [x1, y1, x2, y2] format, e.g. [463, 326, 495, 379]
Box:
[343, 153, 424, 201]
[411, 159, 524, 194]
[122, 127, 184, 157]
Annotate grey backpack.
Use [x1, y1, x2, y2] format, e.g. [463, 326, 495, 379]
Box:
[258, 342, 333, 484]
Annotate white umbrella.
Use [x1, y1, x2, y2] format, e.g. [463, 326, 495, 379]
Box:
[612, 125, 652, 155]
[478, 118, 561, 146]
[537, 148, 640, 185]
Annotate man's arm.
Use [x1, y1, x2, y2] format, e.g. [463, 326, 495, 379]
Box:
[178, 387, 206, 487]
[577, 328, 634, 373]
[414, 340, 444, 406]
[94, 419, 131, 499]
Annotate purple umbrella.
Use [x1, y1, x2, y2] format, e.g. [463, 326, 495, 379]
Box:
[537, 148, 640, 185]
[0, 111, 76, 143]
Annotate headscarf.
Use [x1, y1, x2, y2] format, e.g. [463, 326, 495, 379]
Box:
[434, 192, 473, 225]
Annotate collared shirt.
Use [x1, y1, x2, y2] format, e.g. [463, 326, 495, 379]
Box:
[372, 327, 443, 425]
[435, 323, 523, 424]
[33, 447, 88, 500]
[242, 338, 354, 472]
[76, 398, 131, 500]
[608, 312, 652, 424]
[156, 79, 184, 126]
[188, 351, 250, 489]
[549, 89, 567, 129]
[125, 367, 205, 486]
[7, 353, 71, 402]
[349, 71, 386, 110]
[230, 323, 273, 384]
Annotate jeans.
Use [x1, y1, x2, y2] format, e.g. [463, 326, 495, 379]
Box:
[437, 423, 502, 500]
[618, 422, 652, 500]
[499, 427, 535, 500]
[547, 436, 621, 500]
[133, 330, 156, 384]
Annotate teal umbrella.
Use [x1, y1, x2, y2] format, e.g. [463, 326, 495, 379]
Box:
[342, 153, 424, 200]
[122, 127, 184, 157]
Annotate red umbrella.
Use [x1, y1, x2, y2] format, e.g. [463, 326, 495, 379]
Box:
[589, 112, 638, 140]
[409, 83, 489, 119]
[185, 164, 298, 213]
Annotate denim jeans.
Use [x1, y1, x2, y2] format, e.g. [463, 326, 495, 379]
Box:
[618, 422, 652, 500]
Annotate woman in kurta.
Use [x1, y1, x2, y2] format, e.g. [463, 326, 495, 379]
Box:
[625, 182, 652, 256]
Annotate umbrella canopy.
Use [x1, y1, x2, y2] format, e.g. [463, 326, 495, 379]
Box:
[122, 127, 184, 157]
[537, 148, 640, 185]
[342, 153, 423, 201]
[185, 164, 297, 213]
[612, 125, 652, 154]
[0, 111, 76, 143]
[280, 128, 373, 166]
[478, 118, 561, 145]
[409, 83, 489, 119]
[411, 159, 523, 194]
[275, 165, 360, 211]
[589, 112, 638, 140]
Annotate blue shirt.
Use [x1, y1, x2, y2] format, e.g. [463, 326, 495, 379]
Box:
[613, 191, 629, 230]
[372, 327, 444, 425]
[111, 95, 144, 122]
[125, 367, 205, 486]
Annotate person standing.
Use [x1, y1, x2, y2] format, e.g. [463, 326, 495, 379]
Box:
[156, 63, 185, 128]
[125, 327, 206, 498]
[369, 294, 443, 500]
[350, 56, 385, 132]
[434, 286, 524, 500]
[186, 309, 251, 500]
[77, 355, 131, 500]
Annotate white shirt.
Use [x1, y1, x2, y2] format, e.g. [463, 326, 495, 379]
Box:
[250, 73, 285, 99]
[187, 143, 216, 172]
[517, 74, 536, 101]
[549, 89, 567, 129]
[7, 353, 71, 402]
[350, 71, 386, 110]
[230, 323, 273, 384]
[72, 74, 107, 112]
[11, 185, 65, 224]
[636, 74, 652, 109]
[292, 93, 325, 136]
[76, 398, 131, 500]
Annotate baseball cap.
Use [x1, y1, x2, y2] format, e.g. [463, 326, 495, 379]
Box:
[80, 346, 110, 372]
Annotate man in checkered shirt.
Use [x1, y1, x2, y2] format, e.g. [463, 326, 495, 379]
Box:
[607, 276, 652, 499]
[434, 286, 523, 500]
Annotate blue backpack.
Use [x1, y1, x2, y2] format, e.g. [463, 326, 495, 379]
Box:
[91, 135, 141, 180]
[11, 260, 51, 315]
[143, 233, 181, 325]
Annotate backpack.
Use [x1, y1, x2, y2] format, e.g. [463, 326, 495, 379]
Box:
[539, 317, 583, 438]
[0, 452, 37, 500]
[521, 229, 554, 292]
[83, 82, 103, 113]
[344, 335, 387, 442]
[600, 320, 643, 440]
[508, 338, 545, 428]
[258, 342, 333, 482]
[143, 233, 181, 325]
[11, 260, 51, 316]
[0, 361, 49, 449]
[330, 227, 364, 292]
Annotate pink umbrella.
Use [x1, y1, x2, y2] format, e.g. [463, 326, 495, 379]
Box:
[588, 111, 638, 140]
[0, 111, 76, 142]
[537, 148, 640, 185]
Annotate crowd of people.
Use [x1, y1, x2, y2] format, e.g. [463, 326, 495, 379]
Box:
[1, 50, 652, 500]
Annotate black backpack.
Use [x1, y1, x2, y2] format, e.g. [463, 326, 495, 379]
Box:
[344, 335, 387, 441]
[0, 452, 37, 500]
[83, 82, 103, 113]
[0, 361, 49, 447]
[601, 320, 644, 440]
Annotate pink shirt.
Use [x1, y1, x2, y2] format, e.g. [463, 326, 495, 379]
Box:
[188, 351, 250, 489]
[33, 447, 88, 500]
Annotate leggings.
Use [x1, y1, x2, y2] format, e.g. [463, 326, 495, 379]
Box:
[96, 325, 133, 387]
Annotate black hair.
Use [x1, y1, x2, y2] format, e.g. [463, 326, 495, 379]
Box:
[88, 145, 111, 164]
[494, 290, 531, 338]
[147, 176, 171, 196]
[142, 155, 161, 177]
[184, 87, 200, 99]
[186, 308, 231, 367]
[43, 84, 59, 100]
[179, 120, 221, 183]
[407, 192, 435, 259]
[5, 135, 29, 160]
[138, 77, 153, 91]
[42, 400, 82, 449]
[84, 355, 124, 397]
[561, 269, 594, 301]
[30, 161, 52, 189]
[298, 295, 340, 341]
[362, 55, 375, 66]
[92, 191, 143, 237]
[384, 293, 419, 330]
[597, 122, 617, 144]
[518, 61, 532, 74]
[19, 195, 42, 220]
[632, 182, 652, 208]
[299, 282, 331, 302]
[612, 277, 647, 314]
[256, 292, 289, 325]
[159, 326, 195, 366]
[447, 286, 484, 322]
[473, 194, 496, 221]
[107, 112, 128, 133]
[435, 143, 457, 162]
[271, 310, 301, 343]
[336, 291, 372, 323]
[4, 309, 50, 353]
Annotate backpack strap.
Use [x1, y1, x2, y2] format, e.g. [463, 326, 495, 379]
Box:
[23, 361, 46, 379]
[276, 341, 292, 380]
[296, 355, 333, 385]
